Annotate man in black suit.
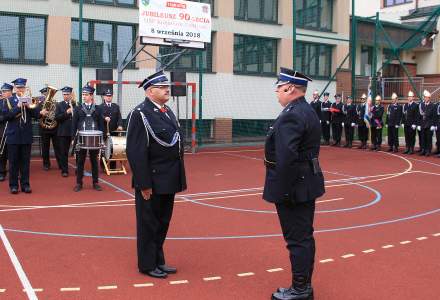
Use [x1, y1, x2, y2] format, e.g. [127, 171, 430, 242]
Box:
[419, 90, 436, 156]
[386, 93, 403, 153]
[320, 92, 331, 145]
[264, 67, 324, 300]
[72, 85, 104, 192]
[356, 94, 369, 149]
[330, 94, 344, 146]
[99, 89, 123, 169]
[55, 86, 75, 177]
[343, 96, 357, 148]
[0, 83, 13, 182]
[402, 91, 418, 154]
[126, 70, 187, 279]
[309, 90, 321, 120]
[370, 96, 384, 151]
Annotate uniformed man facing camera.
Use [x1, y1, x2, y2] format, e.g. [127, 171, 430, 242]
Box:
[126, 70, 186, 279]
[263, 68, 325, 300]
[0, 83, 13, 182]
[72, 85, 104, 192]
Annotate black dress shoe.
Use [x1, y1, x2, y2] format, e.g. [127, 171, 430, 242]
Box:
[140, 268, 168, 279]
[22, 186, 32, 193]
[73, 184, 82, 192]
[43, 165, 50, 171]
[93, 183, 102, 191]
[387, 148, 393, 152]
[0, 175, 5, 182]
[10, 187, 19, 194]
[62, 172, 68, 177]
[158, 264, 177, 274]
[272, 286, 313, 300]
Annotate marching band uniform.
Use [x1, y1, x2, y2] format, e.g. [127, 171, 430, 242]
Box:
[0, 83, 13, 181]
[320, 92, 331, 145]
[402, 91, 418, 154]
[264, 68, 324, 300]
[309, 91, 321, 121]
[3, 78, 41, 194]
[55, 86, 75, 177]
[126, 71, 186, 279]
[370, 98, 384, 151]
[330, 95, 344, 146]
[39, 87, 61, 171]
[342, 96, 357, 148]
[418, 91, 436, 156]
[72, 85, 104, 191]
[386, 93, 403, 153]
[356, 95, 369, 149]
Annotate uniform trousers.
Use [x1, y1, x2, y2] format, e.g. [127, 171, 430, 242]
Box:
[331, 123, 342, 143]
[321, 122, 330, 142]
[421, 128, 433, 153]
[58, 136, 72, 174]
[371, 127, 383, 147]
[135, 191, 175, 271]
[358, 125, 369, 143]
[404, 125, 416, 149]
[41, 130, 60, 168]
[8, 144, 31, 189]
[76, 149, 99, 184]
[275, 200, 316, 283]
[387, 126, 399, 149]
[0, 144, 7, 177]
[344, 124, 354, 144]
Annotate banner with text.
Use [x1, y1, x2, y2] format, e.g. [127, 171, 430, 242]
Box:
[139, 0, 212, 43]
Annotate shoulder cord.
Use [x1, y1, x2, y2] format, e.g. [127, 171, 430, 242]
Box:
[140, 111, 180, 152]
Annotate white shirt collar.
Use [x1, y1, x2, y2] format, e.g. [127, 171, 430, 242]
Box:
[150, 99, 164, 110]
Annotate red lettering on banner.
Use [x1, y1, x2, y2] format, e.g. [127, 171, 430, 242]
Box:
[167, 2, 187, 9]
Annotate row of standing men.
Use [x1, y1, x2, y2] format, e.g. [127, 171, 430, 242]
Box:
[310, 90, 440, 156]
[0, 78, 123, 194]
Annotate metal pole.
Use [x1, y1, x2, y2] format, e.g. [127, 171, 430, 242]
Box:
[292, 0, 297, 69]
[371, 12, 379, 101]
[351, 0, 356, 98]
[197, 49, 203, 146]
[319, 53, 350, 98]
[78, 0, 83, 103]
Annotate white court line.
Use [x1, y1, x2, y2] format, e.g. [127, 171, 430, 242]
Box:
[0, 288, 5, 293]
[341, 254, 355, 259]
[97, 285, 117, 290]
[400, 241, 412, 245]
[362, 249, 375, 253]
[237, 272, 255, 277]
[0, 225, 38, 300]
[433, 233, 440, 237]
[319, 259, 334, 263]
[60, 287, 80, 292]
[382, 245, 395, 249]
[133, 283, 154, 288]
[169, 280, 188, 285]
[203, 276, 222, 281]
[416, 236, 428, 241]
[267, 268, 283, 273]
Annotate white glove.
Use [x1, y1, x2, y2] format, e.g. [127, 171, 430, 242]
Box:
[401, 124, 404, 128]
[351, 123, 355, 127]
[319, 120, 321, 124]
[342, 122, 345, 127]
[326, 121, 330, 125]
[385, 125, 388, 128]
[395, 125, 399, 129]
[411, 124, 416, 130]
[417, 126, 421, 131]
[430, 126, 436, 131]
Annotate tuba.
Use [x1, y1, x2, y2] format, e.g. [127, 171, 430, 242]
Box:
[39, 86, 58, 130]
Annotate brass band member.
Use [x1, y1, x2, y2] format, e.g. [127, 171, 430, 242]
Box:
[55, 86, 75, 177]
[72, 85, 104, 192]
[2, 78, 44, 194]
[0, 83, 13, 182]
[39, 87, 61, 171]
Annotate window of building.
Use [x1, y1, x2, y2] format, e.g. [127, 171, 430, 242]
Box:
[0, 13, 46, 65]
[72, 0, 137, 8]
[360, 45, 373, 76]
[187, 0, 215, 16]
[296, 0, 333, 31]
[159, 41, 213, 73]
[295, 42, 332, 79]
[384, 0, 412, 8]
[235, 0, 278, 23]
[70, 19, 136, 68]
[233, 35, 277, 75]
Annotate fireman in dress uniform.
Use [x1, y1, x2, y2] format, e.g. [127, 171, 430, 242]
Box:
[342, 96, 357, 148]
[330, 94, 344, 146]
[309, 90, 321, 120]
[0, 83, 14, 182]
[370, 96, 384, 151]
[263, 67, 325, 300]
[418, 90, 436, 156]
[402, 91, 418, 154]
[356, 94, 369, 149]
[320, 92, 331, 145]
[126, 70, 187, 279]
[386, 93, 403, 153]
[55, 86, 76, 177]
[72, 85, 104, 191]
[435, 99, 440, 156]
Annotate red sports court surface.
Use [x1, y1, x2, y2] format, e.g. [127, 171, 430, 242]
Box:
[0, 146, 439, 300]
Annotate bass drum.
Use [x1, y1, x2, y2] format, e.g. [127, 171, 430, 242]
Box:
[105, 136, 127, 160]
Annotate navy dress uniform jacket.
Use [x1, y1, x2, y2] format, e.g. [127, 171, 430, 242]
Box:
[386, 104, 403, 127]
[420, 102, 436, 129]
[2, 95, 41, 145]
[99, 102, 123, 136]
[263, 97, 325, 204]
[371, 105, 384, 128]
[310, 100, 321, 120]
[343, 104, 358, 124]
[72, 104, 104, 135]
[330, 102, 344, 123]
[126, 99, 186, 195]
[403, 102, 418, 126]
[320, 101, 331, 122]
[55, 101, 75, 137]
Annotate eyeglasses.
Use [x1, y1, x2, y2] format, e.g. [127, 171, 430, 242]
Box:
[151, 85, 170, 90]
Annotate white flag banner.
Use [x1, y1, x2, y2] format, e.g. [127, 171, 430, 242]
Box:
[139, 0, 212, 43]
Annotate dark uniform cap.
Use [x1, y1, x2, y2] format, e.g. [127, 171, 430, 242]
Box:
[82, 84, 95, 94]
[12, 78, 27, 87]
[40, 87, 48, 94]
[61, 86, 73, 94]
[275, 67, 312, 87]
[104, 89, 113, 96]
[323, 92, 330, 96]
[138, 70, 171, 90]
[335, 94, 342, 98]
[1, 83, 13, 91]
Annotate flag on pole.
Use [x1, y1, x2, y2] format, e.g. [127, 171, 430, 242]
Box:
[364, 98, 372, 128]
